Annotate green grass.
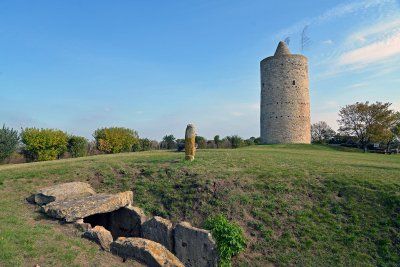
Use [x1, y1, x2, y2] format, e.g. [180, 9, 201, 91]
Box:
[0, 145, 399, 266]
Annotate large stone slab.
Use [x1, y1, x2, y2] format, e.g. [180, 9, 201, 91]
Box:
[42, 191, 133, 222]
[110, 205, 147, 238]
[110, 237, 184, 267]
[83, 225, 113, 251]
[142, 216, 174, 252]
[174, 222, 218, 267]
[29, 182, 96, 205]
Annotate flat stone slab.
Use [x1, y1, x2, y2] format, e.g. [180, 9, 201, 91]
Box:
[111, 237, 184, 267]
[174, 222, 218, 267]
[42, 191, 133, 222]
[29, 182, 96, 205]
[142, 216, 174, 252]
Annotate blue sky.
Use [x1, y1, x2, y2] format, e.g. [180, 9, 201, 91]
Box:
[1, 0, 399, 140]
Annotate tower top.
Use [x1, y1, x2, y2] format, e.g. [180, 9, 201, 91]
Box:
[274, 41, 291, 56]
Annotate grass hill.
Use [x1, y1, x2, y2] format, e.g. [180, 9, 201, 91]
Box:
[0, 145, 399, 266]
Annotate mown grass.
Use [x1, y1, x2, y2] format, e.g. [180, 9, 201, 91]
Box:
[0, 145, 399, 266]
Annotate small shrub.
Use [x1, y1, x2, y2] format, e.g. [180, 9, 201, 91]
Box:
[227, 135, 244, 149]
[67, 136, 88, 157]
[195, 136, 207, 149]
[93, 127, 139, 154]
[140, 138, 153, 151]
[204, 214, 246, 266]
[21, 128, 68, 161]
[0, 124, 19, 162]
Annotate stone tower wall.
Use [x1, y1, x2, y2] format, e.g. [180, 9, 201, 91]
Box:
[260, 54, 311, 144]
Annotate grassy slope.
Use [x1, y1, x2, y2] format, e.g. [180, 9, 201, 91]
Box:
[0, 145, 399, 266]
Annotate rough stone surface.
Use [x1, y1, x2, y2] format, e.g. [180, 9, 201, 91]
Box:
[29, 182, 96, 206]
[110, 205, 147, 238]
[174, 222, 218, 267]
[42, 191, 133, 222]
[74, 218, 92, 232]
[185, 124, 196, 161]
[111, 237, 184, 267]
[142, 216, 174, 252]
[83, 225, 113, 251]
[260, 41, 311, 144]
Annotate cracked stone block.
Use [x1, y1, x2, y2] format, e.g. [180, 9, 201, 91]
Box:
[111, 237, 184, 267]
[174, 222, 218, 267]
[83, 225, 113, 251]
[142, 216, 174, 252]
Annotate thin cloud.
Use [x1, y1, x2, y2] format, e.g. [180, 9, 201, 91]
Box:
[277, 0, 394, 37]
[338, 32, 400, 65]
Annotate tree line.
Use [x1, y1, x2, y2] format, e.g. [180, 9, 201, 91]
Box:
[0, 125, 260, 164]
[1, 101, 399, 164]
[312, 101, 400, 152]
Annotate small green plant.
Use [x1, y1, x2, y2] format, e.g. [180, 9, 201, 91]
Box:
[0, 124, 19, 162]
[204, 214, 246, 266]
[67, 136, 88, 157]
[21, 128, 68, 161]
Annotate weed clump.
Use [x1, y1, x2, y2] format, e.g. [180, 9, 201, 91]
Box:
[204, 214, 246, 266]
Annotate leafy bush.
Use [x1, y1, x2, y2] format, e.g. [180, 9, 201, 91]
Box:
[21, 128, 68, 161]
[195, 136, 207, 149]
[140, 138, 152, 151]
[161, 134, 176, 149]
[0, 125, 19, 163]
[67, 135, 88, 157]
[93, 127, 139, 154]
[227, 135, 244, 149]
[204, 214, 246, 266]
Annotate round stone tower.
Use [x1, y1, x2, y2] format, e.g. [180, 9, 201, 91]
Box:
[260, 41, 311, 144]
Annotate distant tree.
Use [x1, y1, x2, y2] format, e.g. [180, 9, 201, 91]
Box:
[162, 134, 176, 150]
[195, 136, 207, 149]
[227, 135, 244, 149]
[244, 137, 256, 146]
[214, 135, 221, 148]
[21, 128, 68, 161]
[338, 102, 399, 152]
[150, 140, 160, 150]
[93, 127, 139, 154]
[0, 125, 19, 163]
[383, 113, 400, 150]
[311, 121, 336, 143]
[254, 137, 262, 145]
[139, 138, 152, 151]
[67, 135, 88, 157]
[175, 138, 185, 152]
[220, 137, 232, 148]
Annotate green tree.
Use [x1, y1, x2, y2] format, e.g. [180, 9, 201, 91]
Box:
[311, 121, 336, 144]
[139, 138, 152, 151]
[195, 136, 207, 149]
[21, 128, 68, 161]
[162, 134, 176, 149]
[227, 135, 244, 149]
[338, 102, 399, 152]
[93, 127, 139, 154]
[67, 135, 88, 157]
[0, 125, 19, 163]
[214, 135, 221, 148]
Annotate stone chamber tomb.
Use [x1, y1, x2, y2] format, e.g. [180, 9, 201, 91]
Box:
[27, 182, 219, 267]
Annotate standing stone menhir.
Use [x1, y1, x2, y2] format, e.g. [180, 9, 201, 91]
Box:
[185, 124, 196, 161]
